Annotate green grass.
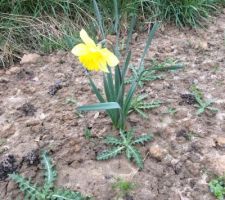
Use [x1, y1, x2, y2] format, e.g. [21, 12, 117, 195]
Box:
[142, 0, 221, 28]
[112, 178, 136, 198]
[0, 0, 224, 67]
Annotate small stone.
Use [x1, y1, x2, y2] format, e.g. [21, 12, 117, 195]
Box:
[55, 73, 65, 79]
[199, 41, 208, 50]
[22, 86, 36, 94]
[215, 137, 225, 148]
[8, 67, 20, 74]
[74, 145, 81, 152]
[20, 53, 41, 64]
[25, 119, 41, 127]
[149, 144, 167, 161]
[0, 77, 9, 83]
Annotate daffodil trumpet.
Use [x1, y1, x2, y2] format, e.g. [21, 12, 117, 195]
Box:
[71, 29, 119, 73]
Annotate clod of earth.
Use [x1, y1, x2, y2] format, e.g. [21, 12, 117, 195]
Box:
[16, 69, 34, 80]
[0, 155, 18, 181]
[23, 149, 40, 166]
[180, 93, 197, 105]
[17, 103, 37, 116]
[48, 81, 62, 96]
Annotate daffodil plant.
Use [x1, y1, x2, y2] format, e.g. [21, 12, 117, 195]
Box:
[72, 0, 159, 129]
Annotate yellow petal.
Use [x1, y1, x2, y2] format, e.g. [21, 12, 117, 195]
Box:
[71, 43, 89, 56]
[80, 29, 96, 47]
[101, 49, 119, 67]
[98, 57, 109, 73]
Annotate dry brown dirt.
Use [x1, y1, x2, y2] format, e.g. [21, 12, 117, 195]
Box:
[0, 11, 225, 200]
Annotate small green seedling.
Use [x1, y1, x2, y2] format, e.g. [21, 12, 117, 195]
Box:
[84, 127, 92, 140]
[0, 139, 6, 146]
[66, 97, 77, 105]
[112, 178, 136, 198]
[129, 94, 161, 118]
[190, 85, 218, 115]
[9, 152, 89, 200]
[209, 175, 225, 200]
[164, 107, 177, 115]
[97, 129, 153, 169]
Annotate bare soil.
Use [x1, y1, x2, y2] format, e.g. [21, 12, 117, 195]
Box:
[0, 10, 225, 200]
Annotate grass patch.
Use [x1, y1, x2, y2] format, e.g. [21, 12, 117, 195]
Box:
[0, 0, 225, 67]
[141, 0, 220, 28]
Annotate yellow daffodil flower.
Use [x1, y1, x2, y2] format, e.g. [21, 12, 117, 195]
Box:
[71, 29, 119, 73]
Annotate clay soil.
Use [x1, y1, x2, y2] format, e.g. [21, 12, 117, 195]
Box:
[0, 10, 225, 200]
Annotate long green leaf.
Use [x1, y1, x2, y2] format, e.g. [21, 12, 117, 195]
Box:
[106, 68, 116, 100]
[41, 151, 57, 188]
[114, 66, 122, 97]
[97, 146, 124, 160]
[125, 15, 137, 54]
[122, 51, 131, 81]
[103, 74, 113, 101]
[139, 23, 159, 70]
[113, 0, 120, 57]
[93, 0, 105, 40]
[127, 146, 143, 169]
[132, 135, 153, 145]
[77, 102, 121, 111]
[89, 77, 117, 125]
[89, 77, 105, 103]
[123, 81, 138, 116]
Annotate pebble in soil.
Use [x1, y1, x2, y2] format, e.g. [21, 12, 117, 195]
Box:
[0, 155, 18, 181]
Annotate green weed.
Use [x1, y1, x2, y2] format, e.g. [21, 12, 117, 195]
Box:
[84, 128, 92, 140]
[164, 107, 177, 115]
[190, 85, 218, 115]
[209, 175, 225, 200]
[112, 178, 136, 198]
[97, 129, 153, 169]
[129, 94, 161, 118]
[9, 151, 90, 200]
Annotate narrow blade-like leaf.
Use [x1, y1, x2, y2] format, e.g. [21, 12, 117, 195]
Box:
[93, 0, 105, 40]
[139, 23, 159, 70]
[78, 102, 121, 111]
